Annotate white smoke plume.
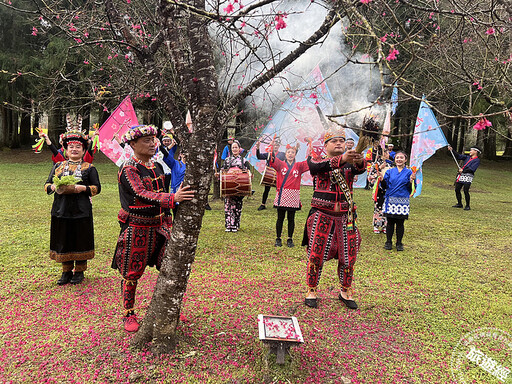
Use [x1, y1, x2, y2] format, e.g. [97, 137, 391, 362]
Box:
[213, 0, 388, 130]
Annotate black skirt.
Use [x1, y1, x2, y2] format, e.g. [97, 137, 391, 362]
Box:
[49, 216, 95, 263]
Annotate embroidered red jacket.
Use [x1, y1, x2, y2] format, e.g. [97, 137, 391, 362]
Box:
[268, 155, 309, 208]
[307, 155, 366, 213]
[117, 157, 174, 227]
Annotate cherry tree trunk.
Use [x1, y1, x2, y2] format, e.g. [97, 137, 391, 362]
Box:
[131, 112, 219, 353]
[131, 0, 223, 353]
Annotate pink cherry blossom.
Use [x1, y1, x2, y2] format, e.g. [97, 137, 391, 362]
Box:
[223, 3, 234, 13]
[275, 13, 287, 30]
[386, 47, 399, 61]
[473, 116, 492, 130]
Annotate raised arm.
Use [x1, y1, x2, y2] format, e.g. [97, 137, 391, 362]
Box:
[162, 144, 178, 169]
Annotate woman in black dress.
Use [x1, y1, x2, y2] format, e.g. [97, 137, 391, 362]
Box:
[44, 130, 101, 285]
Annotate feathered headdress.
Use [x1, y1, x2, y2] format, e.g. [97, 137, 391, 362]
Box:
[62, 114, 88, 149]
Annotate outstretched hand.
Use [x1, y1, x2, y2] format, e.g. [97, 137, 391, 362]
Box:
[174, 183, 196, 203]
[342, 150, 364, 165]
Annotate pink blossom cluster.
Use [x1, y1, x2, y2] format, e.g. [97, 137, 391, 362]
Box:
[473, 116, 492, 130]
[275, 13, 287, 30]
[386, 47, 399, 61]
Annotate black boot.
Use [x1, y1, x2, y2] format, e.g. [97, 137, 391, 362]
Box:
[57, 271, 73, 286]
[275, 238, 282, 247]
[70, 271, 85, 285]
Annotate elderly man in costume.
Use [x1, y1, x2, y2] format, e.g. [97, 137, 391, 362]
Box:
[112, 125, 195, 332]
[303, 127, 366, 309]
[448, 145, 481, 210]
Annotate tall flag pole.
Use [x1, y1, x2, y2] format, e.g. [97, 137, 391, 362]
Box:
[410, 97, 449, 197]
[380, 106, 391, 149]
[391, 84, 398, 115]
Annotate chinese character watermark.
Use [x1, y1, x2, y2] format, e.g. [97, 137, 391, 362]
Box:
[451, 327, 512, 383]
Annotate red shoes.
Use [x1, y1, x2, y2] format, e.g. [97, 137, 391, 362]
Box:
[123, 313, 140, 332]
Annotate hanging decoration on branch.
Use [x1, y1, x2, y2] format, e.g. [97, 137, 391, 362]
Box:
[354, 116, 381, 153]
[473, 115, 492, 131]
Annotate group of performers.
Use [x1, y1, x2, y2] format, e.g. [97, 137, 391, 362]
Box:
[41, 117, 482, 332]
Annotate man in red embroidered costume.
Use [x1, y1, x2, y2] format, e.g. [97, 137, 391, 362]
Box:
[302, 127, 366, 309]
[112, 125, 195, 332]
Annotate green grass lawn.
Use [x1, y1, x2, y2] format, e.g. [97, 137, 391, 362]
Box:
[0, 149, 511, 383]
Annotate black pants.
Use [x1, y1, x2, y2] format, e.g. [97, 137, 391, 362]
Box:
[276, 209, 296, 238]
[261, 185, 271, 205]
[455, 182, 471, 207]
[386, 217, 405, 245]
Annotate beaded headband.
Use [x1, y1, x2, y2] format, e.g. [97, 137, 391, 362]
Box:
[62, 130, 88, 149]
[324, 128, 346, 144]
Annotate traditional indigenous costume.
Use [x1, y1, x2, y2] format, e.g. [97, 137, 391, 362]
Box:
[44, 129, 101, 285]
[112, 125, 175, 330]
[268, 147, 309, 247]
[452, 148, 481, 210]
[364, 144, 381, 189]
[256, 145, 285, 210]
[222, 153, 251, 232]
[381, 166, 415, 250]
[368, 157, 389, 233]
[302, 129, 366, 308]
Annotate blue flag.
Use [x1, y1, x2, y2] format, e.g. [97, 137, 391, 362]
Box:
[391, 85, 398, 115]
[246, 65, 362, 186]
[410, 98, 449, 197]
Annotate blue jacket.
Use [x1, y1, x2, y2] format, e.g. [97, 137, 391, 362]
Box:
[382, 167, 413, 199]
[162, 146, 187, 194]
[453, 151, 480, 174]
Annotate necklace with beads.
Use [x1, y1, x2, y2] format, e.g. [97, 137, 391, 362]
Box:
[133, 156, 155, 168]
[63, 160, 82, 178]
